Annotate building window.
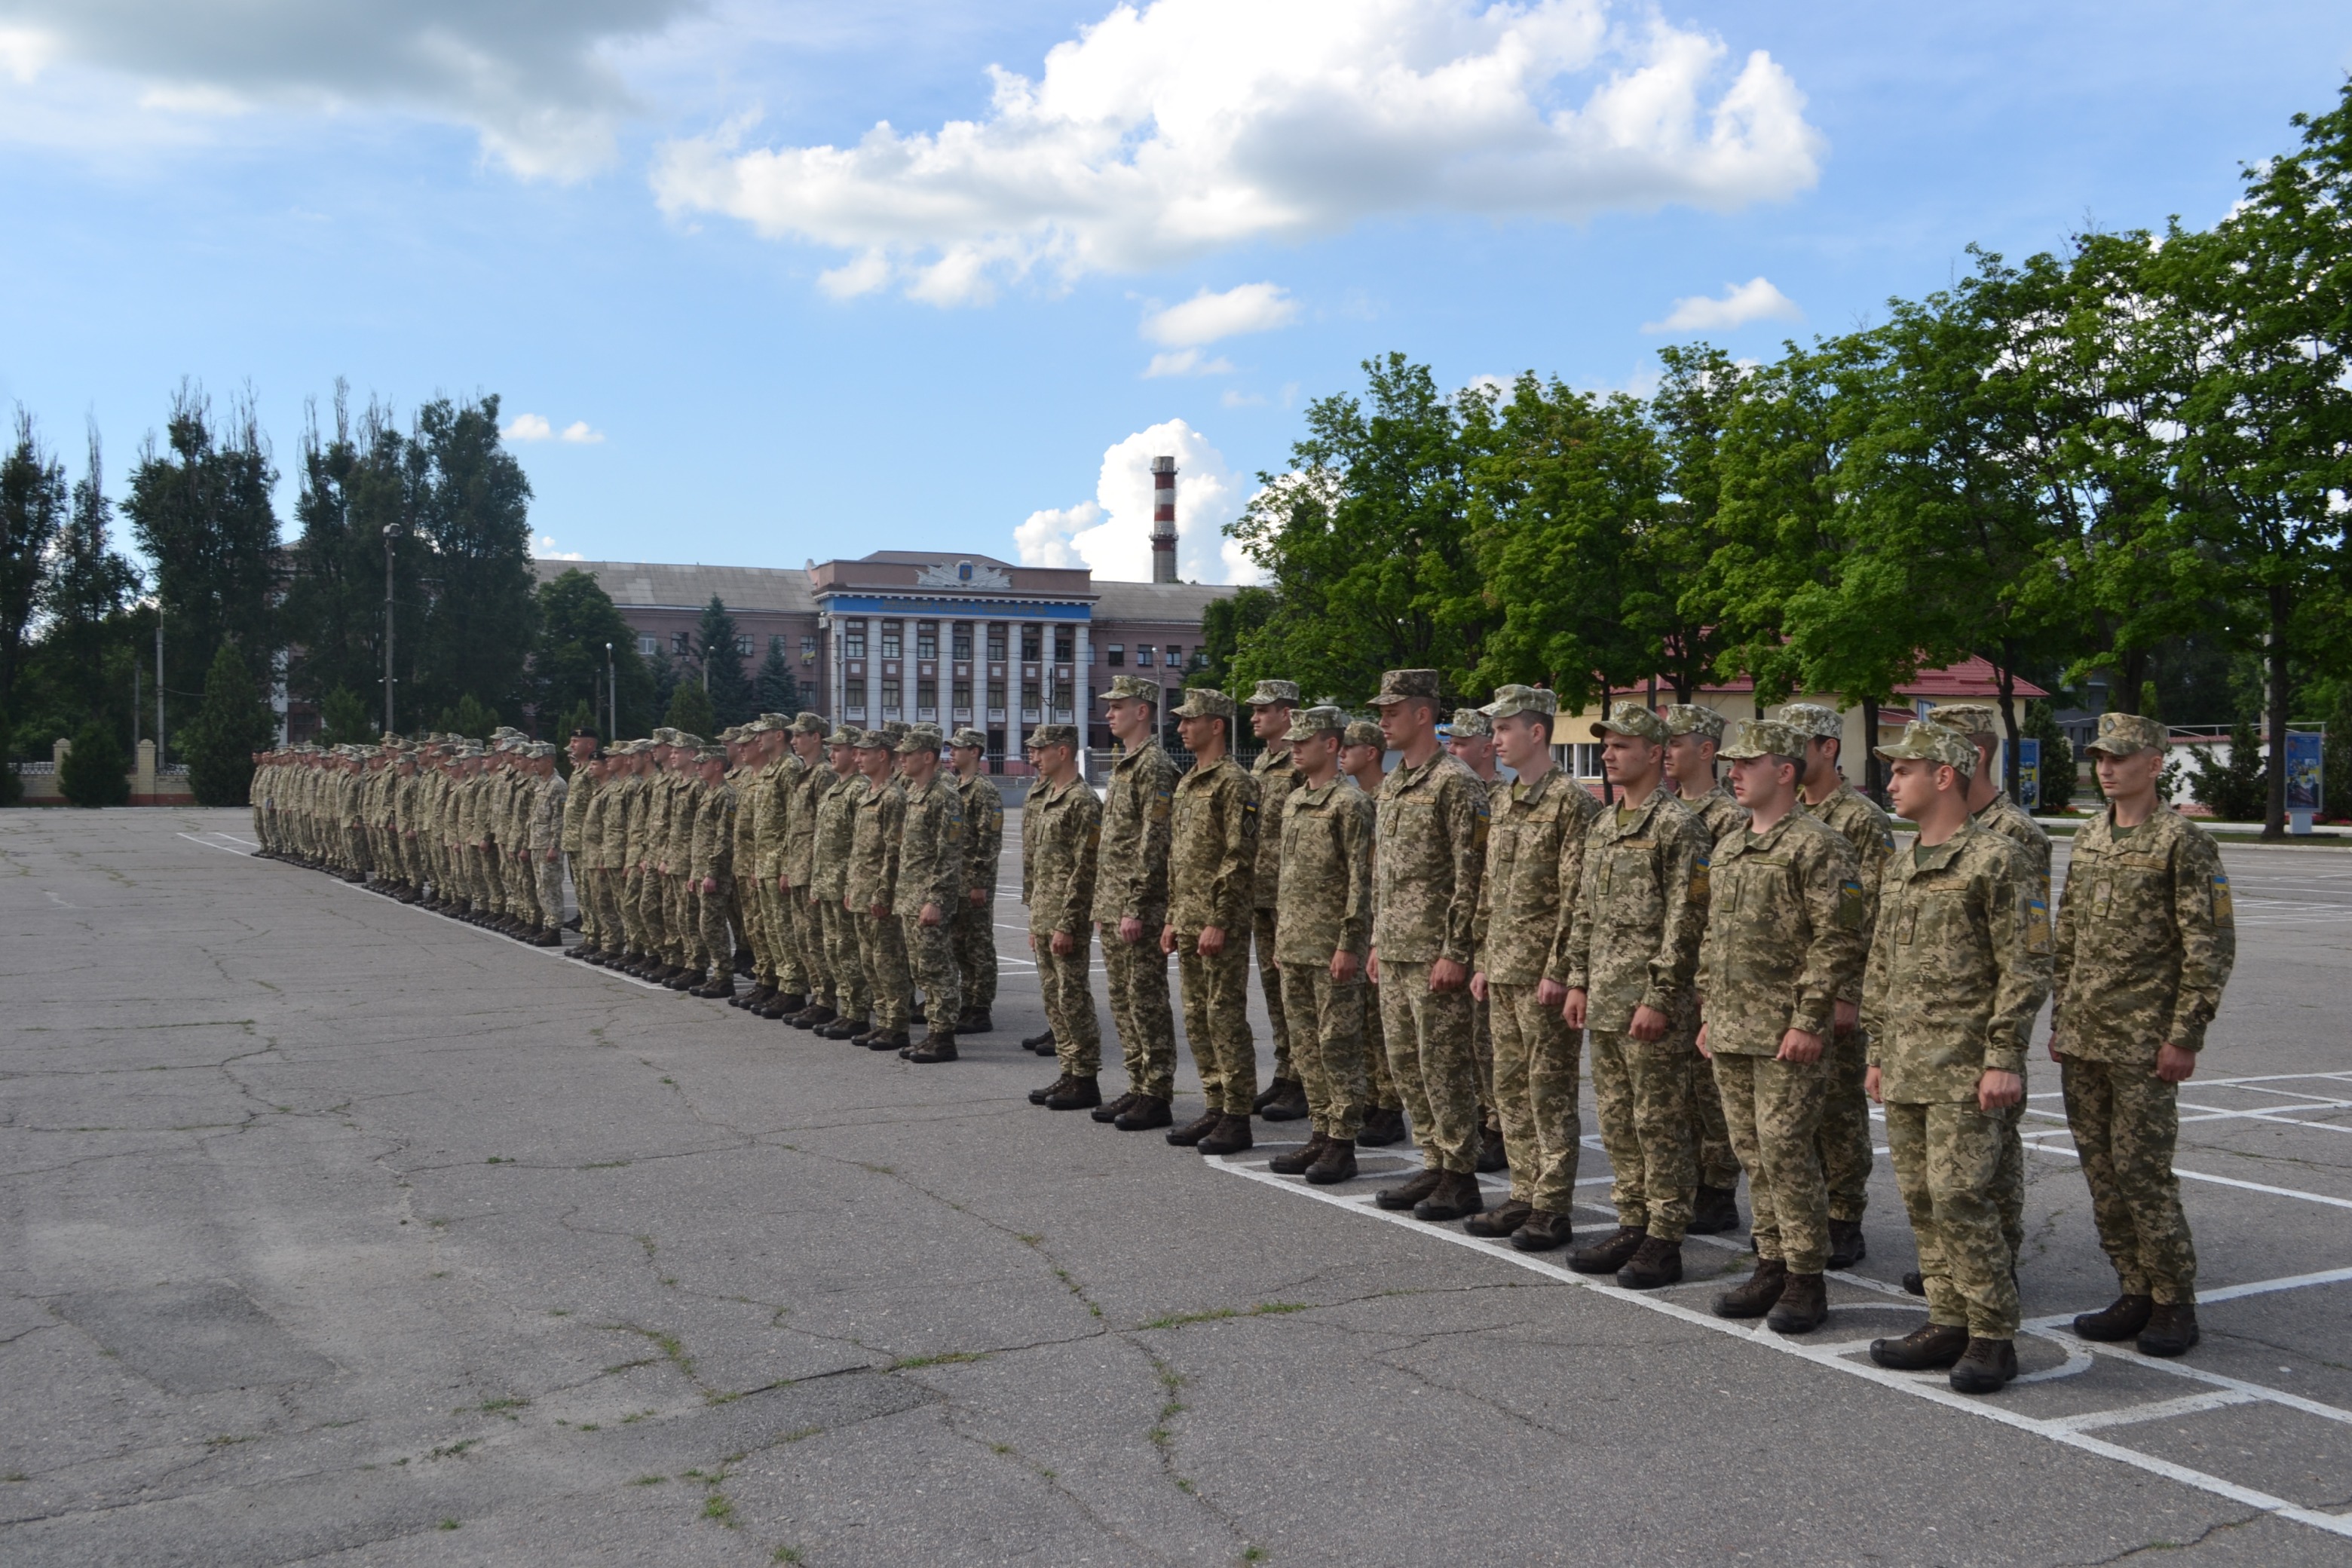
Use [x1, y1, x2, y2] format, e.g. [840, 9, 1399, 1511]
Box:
[1020, 625, 1041, 662]
[952, 679, 972, 711]
[1189, 647, 1205, 670]
[881, 678, 902, 715]
[952, 624, 972, 660]
[880, 623, 902, 660]
[987, 625, 1006, 662]
[1106, 644, 1125, 667]
[637, 634, 657, 657]
[1165, 645, 1183, 667]
[736, 634, 755, 657]
[801, 635, 818, 660]
[1135, 645, 1153, 668]
[916, 623, 937, 660]
[844, 623, 866, 659]
[1021, 678, 1041, 719]
[1054, 629, 1073, 663]
[672, 632, 691, 656]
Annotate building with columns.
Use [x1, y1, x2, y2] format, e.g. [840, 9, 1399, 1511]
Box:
[534, 553, 1237, 763]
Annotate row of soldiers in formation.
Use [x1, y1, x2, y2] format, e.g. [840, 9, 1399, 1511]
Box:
[250, 716, 1006, 1060]
[250, 675, 2234, 1396]
[1014, 673, 2232, 1398]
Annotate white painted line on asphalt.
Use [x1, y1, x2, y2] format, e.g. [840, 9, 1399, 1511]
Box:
[176, 831, 254, 856]
[1211, 1158, 2352, 1543]
[2050, 1389, 2261, 1432]
[2018, 1139, 2352, 1213]
[2193, 1265, 2352, 1305]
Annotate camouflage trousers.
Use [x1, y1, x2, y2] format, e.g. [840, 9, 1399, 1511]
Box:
[1175, 933, 1255, 1114]
[1711, 1052, 1830, 1273]
[1690, 1053, 1739, 1191]
[631, 868, 665, 954]
[798, 888, 835, 1001]
[1816, 1024, 1874, 1223]
[708, 884, 742, 974]
[590, 868, 625, 951]
[2063, 1060, 2196, 1303]
[747, 877, 782, 986]
[856, 910, 910, 1031]
[1995, 1103, 2026, 1264]
[954, 899, 997, 1015]
[1885, 1098, 2018, 1338]
[1378, 963, 1480, 1174]
[1364, 982, 1399, 1111]
[507, 850, 539, 925]
[1472, 993, 1498, 1127]
[1488, 983, 1581, 1213]
[1590, 1024, 1698, 1241]
[1252, 908, 1291, 1083]
[534, 850, 564, 930]
[1279, 966, 1367, 1140]
[663, 874, 694, 964]
[1102, 931, 1176, 1101]
[1034, 923, 1101, 1078]
[569, 853, 600, 945]
[902, 912, 961, 1032]
[621, 869, 653, 954]
[822, 899, 866, 1021]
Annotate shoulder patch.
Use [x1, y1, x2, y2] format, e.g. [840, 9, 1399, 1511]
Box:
[2211, 873, 2233, 927]
[2026, 895, 2051, 954]
[1879, 829, 1897, 854]
[1688, 851, 1710, 904]
[1836, 877, 1864, 931]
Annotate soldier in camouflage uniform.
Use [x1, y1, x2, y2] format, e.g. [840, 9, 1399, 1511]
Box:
[1245, 680, 1309, 1122]
[894, 724, 966, 1061]
[809, 727, 868, 1037]
[1446, 706, 1509, 1174]
[1864, 722, 2051, 1395]
[730, 719, 784, 1010]
[1341, 720, 1406, 1144]
[687, 745, 739, 995]
[1662, 703, 1745, 1233]
[2053, 711, 2236, 1359]
[525, 743, 568, 945]
[568, 749, 617, 962]
[1698, 719, 1867, 1334]
[1266, 707, 1374, 1186]
[1092, 675, 1181, 1131]
[1367, 670, 1490, 1223]
[1162, 688, 1261, 1155]
[777, 715, 833, 1024]
[1021, 724, 1104, 1107]
[845, 728, 911, 1051]
[562, 730, 600, 940]
[1782, 701, 1897, 1270]
[1463, 687, 1597, 1251]
[948, 727, 1003, 1034]
[1562, 703, 1710, 1288]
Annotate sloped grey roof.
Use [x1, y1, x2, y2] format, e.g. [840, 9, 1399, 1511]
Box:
[533, 560, 816, 614]
[1091, 578, 1240, 623]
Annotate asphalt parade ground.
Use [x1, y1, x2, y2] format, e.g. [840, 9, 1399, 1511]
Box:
[3, 805, 2350, 1566]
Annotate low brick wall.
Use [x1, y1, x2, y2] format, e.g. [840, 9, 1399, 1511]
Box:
[10, 740, 197, 807]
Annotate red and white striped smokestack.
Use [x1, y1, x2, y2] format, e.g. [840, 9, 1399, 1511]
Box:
[1150, 455, 1178, 584]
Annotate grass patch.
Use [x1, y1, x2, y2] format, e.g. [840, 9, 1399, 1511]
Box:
[438, 1518, 461, 1531]
[633, 1475, 667, 1487]
[426, 1438, 479, 1460]
[1138, 1301, 1310, 1331]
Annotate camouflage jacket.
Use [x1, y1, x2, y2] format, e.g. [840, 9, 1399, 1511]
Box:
[690, 781, 737, 887]
[1680, 779, 1747, 848]
[1974, 790, 2052, 905]
[958, 770, 1005, 902]
[527, 772, 566, 854]
[614, 773, 653, 869]
[635, 771, 672, 868]
[1473, 767, 1601, 988]
[1560, 789, 1710, 1031]
[808, 767, 859, 902]
[2053, 807, 2234, 1059]
[1168, 755, 1258, 934]
[1372, 752, 1487, 965]
[561, 767, 596, 854]
[1275, 778, 1373, 965]
[1021, 774, 1101, 935]
[1799, 781, 1897, 1003]
[1697, 811, 1866, 1055]
[661, 775, 700, 877]
[1862, 822, 2051, 1102]
[750, 755, 797, 884]
[1092, 740, 1179, 928]
[1251, 744, 1305, 911]
[893, 773, 965, 916]
[579, 776, 614, 870]
[783, 756, 825, 887]
[846, 776, 904, 912]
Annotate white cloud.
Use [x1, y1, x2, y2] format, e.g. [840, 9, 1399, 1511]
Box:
[1014, 418, 1262, 584]
[0, 0, 694, 179]
[1643, 275, 1802, 333]
[1142, 282, 1298, 347]
[503, 412, 605, 444]
[531, 534, 584, 561]
[1220, 387, 1267, 407]
[559, 420, 605, 444]
[652, 0, 1823, 305]
[1141, 348, 1235, 378]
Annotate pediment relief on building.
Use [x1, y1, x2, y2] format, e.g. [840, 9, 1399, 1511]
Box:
[914, 559, 1012, 590]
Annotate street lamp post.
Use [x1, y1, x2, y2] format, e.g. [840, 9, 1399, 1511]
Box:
[605, 642, 616, 740]
[382, 522, 403, 733]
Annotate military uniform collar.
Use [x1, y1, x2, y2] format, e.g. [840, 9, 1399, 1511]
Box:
[1605, 786, 1670, 831]
[1254, 743, 1293, 770]
[1113, 739, 1162, 767]
[1729, 810, 1796, 854]
[1510, 767, 1560, 804]
[1909, 820, 1978, 874]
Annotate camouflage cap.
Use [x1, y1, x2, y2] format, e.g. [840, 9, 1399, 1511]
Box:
[881, 721, 910, 743]
[949, 727, 989, 750]
[1875, 720, 1976, 774]
[1928, 703, 2000, 740]
[1590, 700, 1667, 743]
[2086, 710, 2167, 756]
[1101, 673, 1160, 704]
[1171, 687, 1234, 719]
[791, 711, 827, 735]
[1661, 703, 1726, 742]
[1343, 720, 1384, 749]
[852, 727, 890, 749]
[718, 724, 746, 743]
[1244, 678, 1300, 708]
[1367, 669, 1441, 708]
[1718, 718, 1808, 762]
[1778, 703, 1844, 741]
[895, 723, 945, 754]
[651, 727, 681, 746]
[1027, 722, 1080, 749]
[671, 732, 704, 750]
[1479, 684, 1557, 721]
[824, 725, 858, 746]
[1447, 706, 1493, 738]
[696, 745, 727, 763]
[1285, 704, 1347, 743]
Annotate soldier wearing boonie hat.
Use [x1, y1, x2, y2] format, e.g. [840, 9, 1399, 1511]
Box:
[1658, 701, 1747, 1231]
[1779, 700, 1897, 1270]
[1245, 679, 1309, 1122]
[1560, 697, 1711, 1288]
[1364, 669, 1492, 1220]
[1092, 668, 1181, 1125]
[1860, 716, 2050, 1395]
[1162, 689, 1264, 1155]
[945, 725, 1003, 1035]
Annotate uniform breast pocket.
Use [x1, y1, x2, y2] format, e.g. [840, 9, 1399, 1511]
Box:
[1894, 900, 1919, 945]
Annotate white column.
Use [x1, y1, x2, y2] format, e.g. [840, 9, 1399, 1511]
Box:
[1073, 616, 1092, 780]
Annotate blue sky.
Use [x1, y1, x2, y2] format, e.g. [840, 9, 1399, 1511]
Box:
[2, 0, 2348, 585]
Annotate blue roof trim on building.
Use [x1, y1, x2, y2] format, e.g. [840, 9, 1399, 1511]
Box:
[817, 596, 1092, 620]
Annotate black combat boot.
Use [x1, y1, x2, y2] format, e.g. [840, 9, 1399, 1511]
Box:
[1196, 1114, 1254, 1156]
[1949, 1337, 2019, 1393]
[1869, 1321, 1970, 1370]
[1616, 1236, 1683, 1290]
[1357, 1105, 1407, 1147]
[1115, 1095, 1172, 1132]
[1413, 1171, 1484, 1223]
[1255, 1079, 1309, 1122]
[1165, 1110, 1221, 1147]
[1509, 1209, 1573, 1252]
[1092, 1092, 1138, 1124]
[1267, 1132, 1331, 1175]
[1030, 1074, 1070, 1106]
[1568, 1226, 1646, 1276]
[1022, 1028, 1057, 1055]
[957, 1010, 994, 1035]
[1463, 1199, 1533, 1239]
[668, 968, 705, 992]
[1475, 1123, 1508, 1174]
[870, 1029, 913, 1054]
[1902, 1270, 1925, 1297]
[1045, 1075, 1101, 1111]
[905, 1030, 957, 1063]
[1374, 1168, 1444, 1212]
[1766, 1272, 1830, 1336]
[692, 974, 735, 999]
[1303, 1138, 1358, 1186]
[814, 1016, 863, 1040]
[2071, 1294, 2153, 1342]
[1688, 1184, 1741, 1236]
[1826, 1218, 1867, 1269]
[2136, 1301, 2199, 1358]
[789, 1003, 836, 1030]
[1713, 1258, 1789, 1319]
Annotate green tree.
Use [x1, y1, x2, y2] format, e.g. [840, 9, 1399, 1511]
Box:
[406, 396, 536, 724]
[435, 693, 497, 741]
[694, 596, 755, 727]
[1196, 586, 1276, 691]
[38, 427, 142, 735]
[1641, 344, 1743, 700]
[182, 642, 274, 807]
[557, 699, 597, 758]
[2188, 718, 2268, 822]
[124, 384, 281, 746]
[280, 387, 418, 726]
[531, 568, 654, 738]
[318, 686, 373, 748]
[664, 679, 715, 737]
[755, 637, 801, 714]
[2021, 700, 2075, 813]
[1, 411, 68, 747]
[59, 719, 130, 807]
